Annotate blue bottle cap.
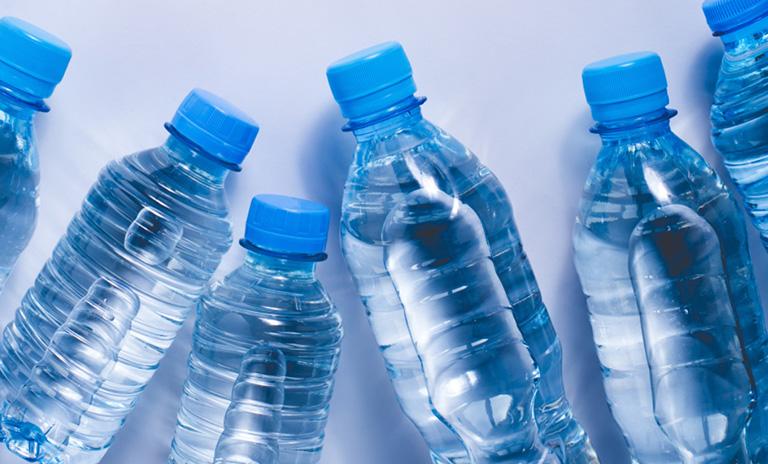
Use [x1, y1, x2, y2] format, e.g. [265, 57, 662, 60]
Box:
[169, 89, 259, 168]
[582, 52, 669, 123]
[326, 41, 417, 121]
[702, 0, 768, 35]
[243, 194, 330, 257]
[0, 17, 71, 101]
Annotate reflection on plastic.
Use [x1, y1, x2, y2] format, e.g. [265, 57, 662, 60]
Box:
[630, 205, 753, 463]
[0, 278, 139, 463]
[124, 206, 184, 265]
[213, 345, 286, 464]
[709, 13, 768, 462]
[0, 112, 38, 292]
[384, 189, 554, 463]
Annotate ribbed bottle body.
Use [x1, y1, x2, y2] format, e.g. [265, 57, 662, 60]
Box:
[0, 141, 232, 463]
[712, 18, 768, 250]
[170, 256, 342, 464]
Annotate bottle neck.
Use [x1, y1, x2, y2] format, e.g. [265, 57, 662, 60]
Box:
[719, 14, 768, 55]
[592, 108, 675, 144]
[0, 88, 40, 123]
[243, 250, 317, 279]
[0, 91, 39, 163]
[163, 135, 230, 186]
[348, 95, 426, 142]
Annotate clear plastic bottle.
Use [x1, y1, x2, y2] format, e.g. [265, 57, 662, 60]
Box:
[170, 195, 342, 464]
[630, 205, 753, 464]
[213, 344, 286, 464]
[326, 42, 595, 464]
[573, 52, 765, 463]
[702, 5, 768, 457]
[0, 278, 139, 463]
[704, 0, 768, 250]
[0, 88, 259, 463]
[0, 17, 71, 291]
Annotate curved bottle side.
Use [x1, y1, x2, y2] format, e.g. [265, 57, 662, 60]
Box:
[0, 139, 233, 463]
[630, 205, 752, 463]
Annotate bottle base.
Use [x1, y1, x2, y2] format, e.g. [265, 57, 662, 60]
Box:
[1, 417, 59, 463]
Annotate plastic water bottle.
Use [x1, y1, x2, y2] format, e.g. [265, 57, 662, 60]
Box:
[573, 52, 766, 463]
[705, 0, 768, 250]
[1, 278, 139, 463]
[213, 345, 286, 464]
[630, 205, 753, 464]
[0, 88, 259, 463]
[326, 42, 595, 464]
[703, 3, 768, 458]
[170, 194, 342, 464]
[0, 17, 71, 291]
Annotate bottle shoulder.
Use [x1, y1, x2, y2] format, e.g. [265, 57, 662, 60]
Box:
[712, 44, 768, 125]
[582, 133, 720, 197]
[204, 266, 340, 320]
[349, 119, 481, 182]
[94, 147, 232, 234]
[575, 132, 738, 248]
[63, 145, 233, 286]
[342, 120, 513, 244]
[196, 268, 343, 350]
[121, 147, 230, 211]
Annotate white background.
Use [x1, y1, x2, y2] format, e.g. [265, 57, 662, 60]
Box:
[0, 1, 763, 463]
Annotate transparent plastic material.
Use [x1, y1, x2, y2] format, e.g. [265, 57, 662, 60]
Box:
[710, 14, 768, 462]
[0, 278, 139, 463]
[0, 135, 234, 463]
[213, 345, 286, 464]
[384, 189, 555, 463]
[629, 205, 752, 464]
[573, 110, 766, 463]
[341, 99, 595, 463]
[711, 15, 768, 251]
[124, 206, 184, 265]
[0, 93, 43, 291]
[170, 252, 342, 464]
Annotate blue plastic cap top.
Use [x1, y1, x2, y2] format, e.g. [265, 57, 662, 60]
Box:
[170, 89, 259, 167]
[326, 41, 417, 121]
[582, 52, 669, 122]
[0, 17, 71, 100]
[244, 194, 330, 256]
[702, 0, 768, 35]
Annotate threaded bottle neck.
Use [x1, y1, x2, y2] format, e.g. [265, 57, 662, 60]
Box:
[164, 135, 231, 186]
[349, 96, 425, 139]
[243, 250, 317, 279]
[0, 88, 41, 121]
[720, 14, 768, 53]
[592, 108, 675, 143]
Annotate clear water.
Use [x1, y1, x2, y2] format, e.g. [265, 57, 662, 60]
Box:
[213, 344, 286, 464]
[712, 16, 768, 250]
[0, 135, 234, 463]
[384, 188, 554, 463]
[0, 278, 139, 463]
[169, 252, 342, 464]
[710, 17, 768, 461]
[630, 204, 752, 463]
[573, 112, 767, 463]
[341, 102, 595, 463]
[0, 95, 41, 291]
